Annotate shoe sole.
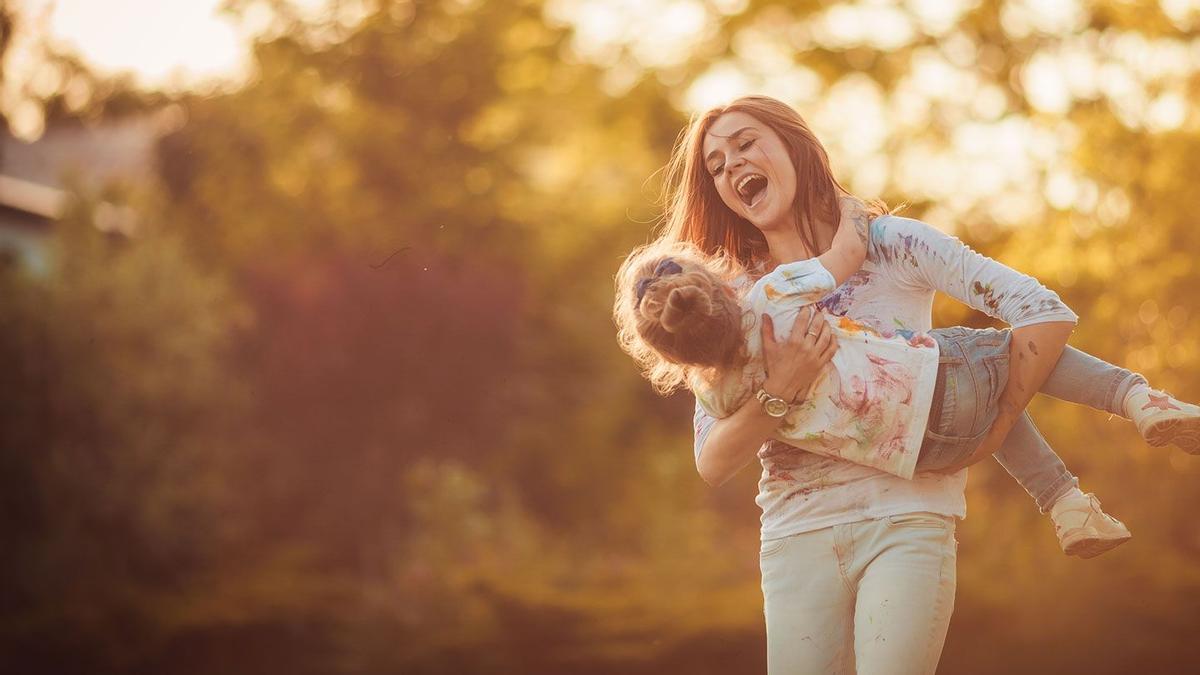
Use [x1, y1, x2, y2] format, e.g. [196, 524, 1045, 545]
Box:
[1062, 531, 1132, 559]
[1145, 416, 1200, 454]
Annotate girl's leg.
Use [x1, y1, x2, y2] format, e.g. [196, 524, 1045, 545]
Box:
[851, 514, 957, 675]
[1040, 345, 1200, 452]
[760, 528, 855, 674]
[1038, 345, 1147, 416]
[924, 329, 1129, 556]
[985, 340, 1132, 556]
[990, 411, 1078, 513]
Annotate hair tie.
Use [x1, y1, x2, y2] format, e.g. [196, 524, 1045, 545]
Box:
[635, 278, 653, 307]
[635, 258, 684, 308]
[654, 259, 683, 277]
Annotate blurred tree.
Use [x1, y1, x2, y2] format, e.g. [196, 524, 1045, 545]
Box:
[0, 196, 248, 671]
[153, 0, 686, 552]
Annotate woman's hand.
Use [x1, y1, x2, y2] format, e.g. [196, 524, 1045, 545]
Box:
[761, 306, 837, 402]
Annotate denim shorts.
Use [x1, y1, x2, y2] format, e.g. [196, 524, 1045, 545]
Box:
[913, 327, 1012, 472]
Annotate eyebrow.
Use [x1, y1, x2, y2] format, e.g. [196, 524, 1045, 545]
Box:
[705, 126, 755, 165]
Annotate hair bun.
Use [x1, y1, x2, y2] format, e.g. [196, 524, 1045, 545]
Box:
[660, 286, 712, 333]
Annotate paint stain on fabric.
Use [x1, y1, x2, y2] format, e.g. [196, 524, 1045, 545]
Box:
[838, 315, 878, 336]
[824, 353, 916, 463]
[817, 270, 871, 316]
[762, 451, 842, 501]
[972, 281, 1003, 313]
[867, 354, 914, 406]
[1036, 296, 1066, 312]
[875, 231, 945, 269]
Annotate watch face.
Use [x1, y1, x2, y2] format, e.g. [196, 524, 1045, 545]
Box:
[765, 399, 789, 417]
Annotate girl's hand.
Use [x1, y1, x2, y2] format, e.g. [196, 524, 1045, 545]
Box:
[761, 306, 837, 402]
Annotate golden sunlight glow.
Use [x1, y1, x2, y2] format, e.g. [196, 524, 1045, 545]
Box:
[546, 0, 712, 69]
[18, 0, 247, 85]
[5, 0, 1199, 234]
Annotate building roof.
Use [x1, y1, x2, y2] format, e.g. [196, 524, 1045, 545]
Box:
[0, 174, 64, 220]
[1, 113, 162, 191]
[0, 111, 172, 226]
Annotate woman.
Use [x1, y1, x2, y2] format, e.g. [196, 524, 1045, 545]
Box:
[657, 96, 1097, 674]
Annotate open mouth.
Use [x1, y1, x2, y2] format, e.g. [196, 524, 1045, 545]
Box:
[736, 173, 768, 208]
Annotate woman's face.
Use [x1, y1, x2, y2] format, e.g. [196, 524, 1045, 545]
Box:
[701, 111, 797, 233]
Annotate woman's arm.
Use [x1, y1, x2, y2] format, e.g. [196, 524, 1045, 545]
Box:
[696, 306, 836, 487]
[936, 321, 1074, 472]
[875, 217, 1080, 472]
[875, 217, 1080, 329]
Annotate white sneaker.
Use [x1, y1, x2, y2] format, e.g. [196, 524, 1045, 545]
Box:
[1125, 387, 1200, 454]
[1050, 492, 1131, 559]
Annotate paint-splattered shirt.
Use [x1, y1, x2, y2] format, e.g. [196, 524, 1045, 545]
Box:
[692, 215, 1079, 541]
[693, 256, 940, 480]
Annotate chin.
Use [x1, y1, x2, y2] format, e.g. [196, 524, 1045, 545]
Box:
[748, 210, 786, 232]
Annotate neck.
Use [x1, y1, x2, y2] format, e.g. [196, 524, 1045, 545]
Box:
[760, 216, 837, 266]
[761, 229, 810, 266]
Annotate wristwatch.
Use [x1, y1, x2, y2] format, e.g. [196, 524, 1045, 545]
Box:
[755, 388, 792, 418]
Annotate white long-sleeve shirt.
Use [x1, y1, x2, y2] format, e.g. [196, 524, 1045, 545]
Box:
[692, 215, 1079, 540]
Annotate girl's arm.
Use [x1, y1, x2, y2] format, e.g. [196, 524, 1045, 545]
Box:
[695, 307, 836, 487]
[765, 198, 869, 307]
[817, 196, 869, 287]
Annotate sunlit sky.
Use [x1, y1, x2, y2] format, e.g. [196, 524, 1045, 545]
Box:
[2, 0, 337, 138]
[7, 1, 256, 90]
[4, 0, 1200, 233]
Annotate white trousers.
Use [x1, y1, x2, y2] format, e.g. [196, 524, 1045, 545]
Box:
[759, 513, 958, 675]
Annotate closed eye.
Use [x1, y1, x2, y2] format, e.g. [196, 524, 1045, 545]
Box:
[708, 139, 757, 176]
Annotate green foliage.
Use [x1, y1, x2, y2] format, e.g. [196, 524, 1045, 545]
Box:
[0, 200, 247, 670]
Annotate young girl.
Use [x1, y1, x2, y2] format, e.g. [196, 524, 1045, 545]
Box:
[614, 198, 1199, 557]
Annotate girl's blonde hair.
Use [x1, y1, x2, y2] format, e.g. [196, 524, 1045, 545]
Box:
[657, 95, 888, 270]
[613, 240, 750, 395]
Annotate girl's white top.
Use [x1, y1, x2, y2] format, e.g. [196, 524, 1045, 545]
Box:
[692, 215, 1079, 541]
[693, 255, 940, 481]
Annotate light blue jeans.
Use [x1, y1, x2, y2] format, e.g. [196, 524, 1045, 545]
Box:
[913, 327, 1148, 511]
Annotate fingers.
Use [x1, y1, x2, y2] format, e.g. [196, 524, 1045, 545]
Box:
[806, 311, 830, 348]
[818, 335, 837, 363]
[816, 315, 831, 341]
[761, 313, 776, 345]
[786, 307, 810, 345]
[814, 326, 833, 354]
[763, 307, 835, 359]
[790, 307, 814, 344]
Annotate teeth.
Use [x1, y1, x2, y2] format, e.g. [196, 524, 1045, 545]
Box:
[737, 173, 765, 197]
